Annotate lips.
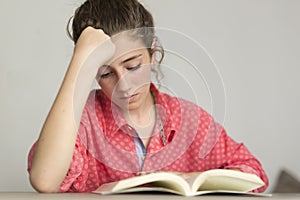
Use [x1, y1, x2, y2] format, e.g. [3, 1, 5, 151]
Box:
[120, 94, 138, 103]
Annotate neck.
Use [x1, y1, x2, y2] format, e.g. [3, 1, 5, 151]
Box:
[123, 91, 155, 128]
[123, 91, 156, 147]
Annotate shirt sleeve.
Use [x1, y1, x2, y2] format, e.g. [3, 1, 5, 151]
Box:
[204, 126, 269, 192]
[27, 142, 36, 174]
[58, 131, 89, 192]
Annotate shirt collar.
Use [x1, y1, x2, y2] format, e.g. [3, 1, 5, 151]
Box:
[150, 84, 181, 143]
[97, 91, 128, 139]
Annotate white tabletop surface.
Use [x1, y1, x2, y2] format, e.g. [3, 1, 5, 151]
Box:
[0, 192, 300, 200]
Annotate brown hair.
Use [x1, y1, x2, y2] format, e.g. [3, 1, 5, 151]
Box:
[67, 0, 164, 81]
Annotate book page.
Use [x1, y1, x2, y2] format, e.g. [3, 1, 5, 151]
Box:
[175, 172, 203, 188]
[191, 169, 265, 193]
[93, 171, 192, 195]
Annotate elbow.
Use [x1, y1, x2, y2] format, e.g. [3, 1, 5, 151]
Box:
[29, 171, 61, 193]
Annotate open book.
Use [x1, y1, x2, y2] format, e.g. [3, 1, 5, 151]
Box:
[93, 169, 266, 196]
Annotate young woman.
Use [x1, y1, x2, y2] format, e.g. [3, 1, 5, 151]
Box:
[28, 0, 269, 193]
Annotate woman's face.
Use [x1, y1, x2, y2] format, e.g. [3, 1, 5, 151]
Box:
[97, 34, 153, 112]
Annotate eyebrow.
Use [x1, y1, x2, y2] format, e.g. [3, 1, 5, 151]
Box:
[121, 54, 142, 64]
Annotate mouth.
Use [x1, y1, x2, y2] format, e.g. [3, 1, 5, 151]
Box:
[120, 94, 138, 103]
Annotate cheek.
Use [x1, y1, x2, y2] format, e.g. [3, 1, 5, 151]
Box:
[132, 65, 151, 85]
[98, 80, 115, 98]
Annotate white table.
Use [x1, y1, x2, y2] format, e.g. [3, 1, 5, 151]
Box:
[0, 192, 300, 200]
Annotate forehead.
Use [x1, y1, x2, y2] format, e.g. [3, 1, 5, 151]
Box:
[109, 33, 148, 62]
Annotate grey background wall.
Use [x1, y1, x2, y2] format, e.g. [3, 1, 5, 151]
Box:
[0, 0, 299, 192]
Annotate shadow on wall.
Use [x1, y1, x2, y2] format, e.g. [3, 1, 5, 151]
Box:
[272, 169, 300, 193]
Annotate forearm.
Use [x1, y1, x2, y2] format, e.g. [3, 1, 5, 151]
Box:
[29, 55, 97, 192]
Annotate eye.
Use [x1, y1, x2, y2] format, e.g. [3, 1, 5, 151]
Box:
[99, 71, 114, 79]
[127, 64, 141, 71]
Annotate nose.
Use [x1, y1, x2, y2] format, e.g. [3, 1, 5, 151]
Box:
[116, 72, 131, 93]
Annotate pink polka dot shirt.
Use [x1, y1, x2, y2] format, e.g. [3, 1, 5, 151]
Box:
[28, 83, 269, 192]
